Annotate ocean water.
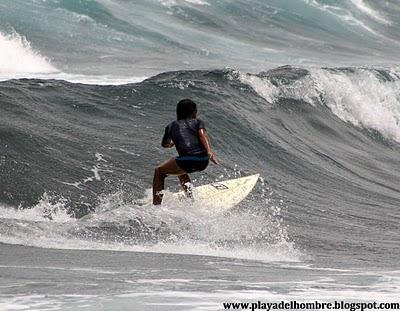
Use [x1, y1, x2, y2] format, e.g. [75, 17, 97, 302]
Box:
[0, 1, 400, 310]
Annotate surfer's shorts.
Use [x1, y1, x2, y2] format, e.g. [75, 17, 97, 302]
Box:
[175, 155, 209, 173]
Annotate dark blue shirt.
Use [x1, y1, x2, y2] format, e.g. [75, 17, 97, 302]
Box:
[162, 118, 207, 156]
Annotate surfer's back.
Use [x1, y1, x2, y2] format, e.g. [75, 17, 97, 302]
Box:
[164, 118, 207, 156]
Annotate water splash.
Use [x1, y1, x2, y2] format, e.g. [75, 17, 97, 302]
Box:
[0, 188, 301, 263]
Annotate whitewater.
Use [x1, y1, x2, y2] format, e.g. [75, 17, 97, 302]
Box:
[0, 0, 400, 310]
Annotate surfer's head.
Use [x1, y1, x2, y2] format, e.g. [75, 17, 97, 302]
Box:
[176, 99, 197, 120]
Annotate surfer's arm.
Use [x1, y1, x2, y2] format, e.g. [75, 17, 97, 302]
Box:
[161, 125, 174, 148]
[199, 128, 219, 164]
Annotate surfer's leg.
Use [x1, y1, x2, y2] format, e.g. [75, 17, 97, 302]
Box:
[178, 174, 193, 198]
[153, 158, 186, 205]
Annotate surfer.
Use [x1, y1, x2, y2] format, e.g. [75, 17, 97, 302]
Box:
[153, 99, 219, 205]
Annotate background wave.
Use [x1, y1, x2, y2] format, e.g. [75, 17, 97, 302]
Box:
[1, 0, 400, 81]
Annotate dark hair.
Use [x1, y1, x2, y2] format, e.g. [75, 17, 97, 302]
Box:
[176, 99, 197, 120]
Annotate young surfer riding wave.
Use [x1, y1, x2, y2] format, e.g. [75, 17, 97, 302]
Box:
[153, 99, 219, 205]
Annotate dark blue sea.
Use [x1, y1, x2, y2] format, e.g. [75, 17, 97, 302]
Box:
[0, 1, 399, 310]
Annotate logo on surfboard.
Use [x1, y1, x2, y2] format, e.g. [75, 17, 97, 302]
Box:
[211, 183, 229, 190]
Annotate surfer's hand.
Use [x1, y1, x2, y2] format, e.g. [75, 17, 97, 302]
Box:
[209, 152, 219, 164]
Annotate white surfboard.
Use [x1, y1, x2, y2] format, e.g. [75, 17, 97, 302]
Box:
[161, 173, 260, 214]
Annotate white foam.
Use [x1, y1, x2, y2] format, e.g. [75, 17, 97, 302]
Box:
[0, 235, 300, 264]
[0, 189, 301, 263]
[0, 31, 58, 75]
[0, 31, 146, 85]
[350, 0, 390, 25]
[241, 68, 400, 143]
[311, 68, 400, 142]
[0, 294, 95, 311]
[1, 270, 399, 310]
[117, 270, 400, 301]
[239, 73, 278, 103]
[239, 71, 319, 106]
[0, 193, 72, 223]
[302, 0, 380, 35]
[183, 0, 209, 5]
[159, 0, 209, 8]
[0, 71, 147, 85]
